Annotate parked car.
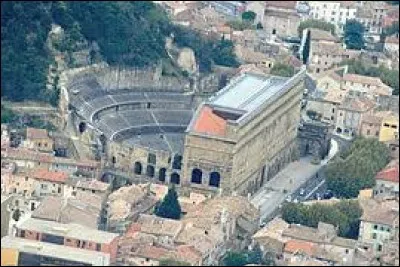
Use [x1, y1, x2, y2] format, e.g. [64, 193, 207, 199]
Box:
[299, 188, 305, 196]
[323, 190, 334, 199]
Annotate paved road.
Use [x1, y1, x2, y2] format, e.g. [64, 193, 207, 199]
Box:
[251, 138, 339, 223]
[288, 134, 352, 203]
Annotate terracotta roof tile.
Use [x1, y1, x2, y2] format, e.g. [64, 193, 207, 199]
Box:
[284, 239, 317, 256]
[343, 74, 383, 87]
[26, 128, 49, 140]
[32, 169, 68, 183]
[376, 161, 399, 183]
[193, 106, 227, 136]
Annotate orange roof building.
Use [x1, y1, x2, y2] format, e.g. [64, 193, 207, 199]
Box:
[32, 169, 68, 183]
[284, 239, 317, 256]
[183, 68, 306, 194]
[376, 160, 399, 183]
[192, 106, 227, 137]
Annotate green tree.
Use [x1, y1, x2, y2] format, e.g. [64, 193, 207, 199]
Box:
[241, 11, 256, 22]
[302, 30, 311, 64]
[270, 63, 295, 77]
[1, 105, 16, 123]
[344, 19, 365, 50]
[325, 137, 390, 198]
[247, 244, 264, 265]
[155, 185, 182, 220]
[281, 201, 363, 239]
[12, 209, 21, 221]
[298, 19, 336, 37]
[223, 251, 248, 266]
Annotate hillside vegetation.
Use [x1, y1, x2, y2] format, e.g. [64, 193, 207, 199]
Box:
[1, 1, 238, 105]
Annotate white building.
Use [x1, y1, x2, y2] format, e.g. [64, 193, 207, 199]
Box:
[308, 1, 357, 34]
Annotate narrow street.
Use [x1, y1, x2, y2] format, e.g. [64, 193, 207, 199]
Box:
[251, 138, 340, 223]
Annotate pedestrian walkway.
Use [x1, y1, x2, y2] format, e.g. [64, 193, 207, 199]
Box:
[251, 139, 339, 222]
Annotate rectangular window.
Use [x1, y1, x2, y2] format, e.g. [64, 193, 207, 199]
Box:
[372, 233, 377, 239]
[384, 123, 390, 127]
[96, 243, 101, 251]
[374, 225, 378, 230]
[391, 125, 397, 129]
[20, 230, 25, 238]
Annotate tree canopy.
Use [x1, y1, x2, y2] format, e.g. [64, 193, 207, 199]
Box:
[172, 25, 239, 72]
[270, 63, 295, 77]
[281, 200, 363, 239]
[325, 137, 390, 198]
[1, 2, 239, 104]
[344, 19, 365, 50]
[222, 246, 275, 266]
[154, 185, 182, 220]
[1, 105, 16, 124]
[297, 19, 336, 37]
[241, 11, 256, 22]
[302, 30, 311, 64]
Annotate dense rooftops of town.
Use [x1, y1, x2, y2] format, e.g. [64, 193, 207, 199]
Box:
[1, 236, 111, 266]
[16, 217, 119, 244]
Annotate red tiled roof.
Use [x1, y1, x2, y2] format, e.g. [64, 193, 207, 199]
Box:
[193, 106, 227, 136]
[126, 223, 142, 237]
[376, 161, 399, 183]
[136, 245, 170, 260]
[284, 240, 317, 256]
[32, 169, 68, 183]
[26, 127, 49, 140]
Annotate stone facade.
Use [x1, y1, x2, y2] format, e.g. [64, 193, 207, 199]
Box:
[297, 121, 333, 160]
[182, 70, 306, 197]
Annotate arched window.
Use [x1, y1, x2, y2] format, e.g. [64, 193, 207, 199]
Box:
[209, 172, 221, 187]
[112, 156, 116, 164]
[170, 173, 180, 185]
[191, 168, 203, 184]
[134, 162, 142, 175]
[172, 155, 182, 170]
[78, 122, 86, 133]
[159, 168, 166, 182]
[146, 165, 155, 178]
[148, 153, 156, 165]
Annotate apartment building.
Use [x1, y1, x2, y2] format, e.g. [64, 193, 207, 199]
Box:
[308, 1, 357, 33]
[15, 217, 119, 263]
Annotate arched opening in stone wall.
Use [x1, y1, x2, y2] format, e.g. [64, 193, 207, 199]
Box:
[148, 153, 156, 165]
[191, 168, 203, 184]
[209, 172, 221, 187]
[78, 122, 87, 134]
[159, 168, 166, 182]
[172, 155, 182, 170]
[146, 165, 155, 178]
[112, 156, 116, 164]
[134, 162, 142, 175]
[170, 172, 180, 185]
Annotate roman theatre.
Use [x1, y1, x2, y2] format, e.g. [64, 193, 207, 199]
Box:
[61, 64, 306, 196]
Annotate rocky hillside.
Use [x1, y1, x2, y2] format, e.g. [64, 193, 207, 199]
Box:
[1, 1, 239, 105]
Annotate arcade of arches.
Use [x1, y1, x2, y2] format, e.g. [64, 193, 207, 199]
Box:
[190, 168, 221, 188]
